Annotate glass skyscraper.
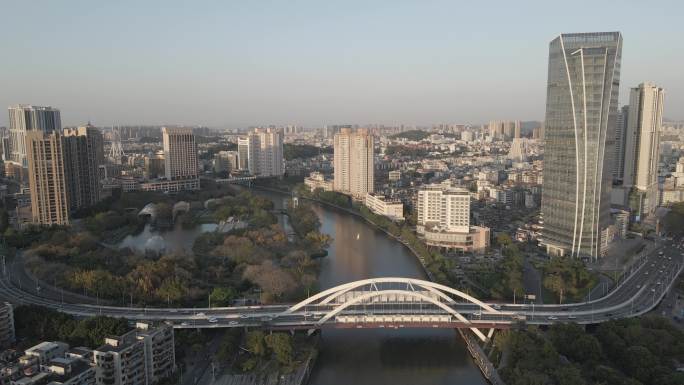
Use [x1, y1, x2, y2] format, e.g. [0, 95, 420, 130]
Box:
[541, 32, 622, 260]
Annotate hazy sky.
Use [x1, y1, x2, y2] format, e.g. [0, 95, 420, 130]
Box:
[1, 0, 682, 128]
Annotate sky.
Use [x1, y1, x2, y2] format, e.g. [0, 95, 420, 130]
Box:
[1, 0, 682, 128]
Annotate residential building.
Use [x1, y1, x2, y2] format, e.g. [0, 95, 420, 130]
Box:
[8, 105, 61, 168]
[237, 137, 249, 170]
[241, 128, 284, 177]
[93, 322, 174, 385]
[388, 170, 402, 182]
[623, 82, 665, 220]
[26, 131, 70, 225]
[540, 32, 622, 259]
[63, 124, 104, 211]
[333, 128, 374, 199]
[364, 193, 404, 221]
[162, 127, 198, 188]
[0, 303, 14, 349]
[24, 342, 69, 366]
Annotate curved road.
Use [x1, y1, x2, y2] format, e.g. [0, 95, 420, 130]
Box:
[1, 238, 682, 330]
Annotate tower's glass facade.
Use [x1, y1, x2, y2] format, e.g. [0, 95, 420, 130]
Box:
[541, 32, 622, 260]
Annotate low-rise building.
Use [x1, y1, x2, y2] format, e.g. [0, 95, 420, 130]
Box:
[304, 172, 333, 192]
[364, 193, 404, 221]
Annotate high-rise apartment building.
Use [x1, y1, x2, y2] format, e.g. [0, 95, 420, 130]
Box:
[162, 127, 199, 189]
[26, 131, 70, 225]
[541, 32, 622, 259]
[623, 82, 664, 220]
[243, 127, 284, 177]
[613, 105, 630, 182]
[8, 105, 61, 168]
[0, 302, 15, 349]
[63, 124, 104, 210]
[333, 128, 374, 199]
[27, 123, 106, 226]
[237, 137, 250, 170]
[93, 322, 175, 385]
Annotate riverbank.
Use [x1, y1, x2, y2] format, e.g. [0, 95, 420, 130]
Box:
[248, 185, 435, 280]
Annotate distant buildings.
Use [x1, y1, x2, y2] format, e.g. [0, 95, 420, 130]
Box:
[239, 128, 284, 177]
[304, 171, 333, 192]
[364, 193, 404, 221]
[162, 127, 199, 190]
[212, 150, 238, 173]
[622, 82, 664, 220]
[613, 105, 630, 183]
[415, 184, 490, 253]
[8, 105, 61, 167]
[333, 128, 374, 199]
[540, 32, 622, 260]
[488, 120, 520, 140]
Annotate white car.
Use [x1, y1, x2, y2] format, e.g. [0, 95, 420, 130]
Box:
[229, 321, 238, 326]
[547, 316, 558, 320]
[196, 312, 206, 317]
[208, 317, 218, 323]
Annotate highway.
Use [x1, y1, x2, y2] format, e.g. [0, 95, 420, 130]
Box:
[1, 237, 682, 331]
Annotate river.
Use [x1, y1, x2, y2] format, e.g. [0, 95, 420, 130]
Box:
[258, 190, 488, 385]
[118, 189, 488, 384]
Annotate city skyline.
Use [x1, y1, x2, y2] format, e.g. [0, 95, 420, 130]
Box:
[1, 1, 683, 128]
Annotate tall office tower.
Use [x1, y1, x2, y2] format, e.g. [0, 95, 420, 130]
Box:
[623, 83, 665, 220]
[243, 127, 284, 177]
[26, 131, 70, 225]
[237, 137, 250, 170]
[540, 32, 622, 260]
[613, 105, 630, 182]
[514, 120, 521, 139]
[8, 105, 61, 167]
[63, 124, 104, 210]
[333, 128, 374, 199]
[162, 127, 198, 181]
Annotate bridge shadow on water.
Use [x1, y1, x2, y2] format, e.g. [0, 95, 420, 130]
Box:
[309, 329, 488, 385]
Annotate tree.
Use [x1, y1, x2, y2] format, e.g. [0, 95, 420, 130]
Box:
[264, 333, 294, 367]
[209, 287, 237, 307]
[245, 331, 267, 357]
[243, 261, 298, 302]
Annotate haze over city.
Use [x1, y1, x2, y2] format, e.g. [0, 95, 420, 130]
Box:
[1, 0, 683, 127]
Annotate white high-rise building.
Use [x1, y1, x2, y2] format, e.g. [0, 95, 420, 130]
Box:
[333, 128, 374, 199]
[416, 184, 470, 233]
[415, 184, 490, 252]
[8, 105, 61, 168]
[162, 127, 199, 190]
[623, 82, 665, 219]
[241, 128, 284, 177]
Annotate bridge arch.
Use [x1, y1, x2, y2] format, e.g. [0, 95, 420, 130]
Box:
[283, 277, 499, 314]
[279, 277, 501, 341]
[313, 289, 489, 341]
